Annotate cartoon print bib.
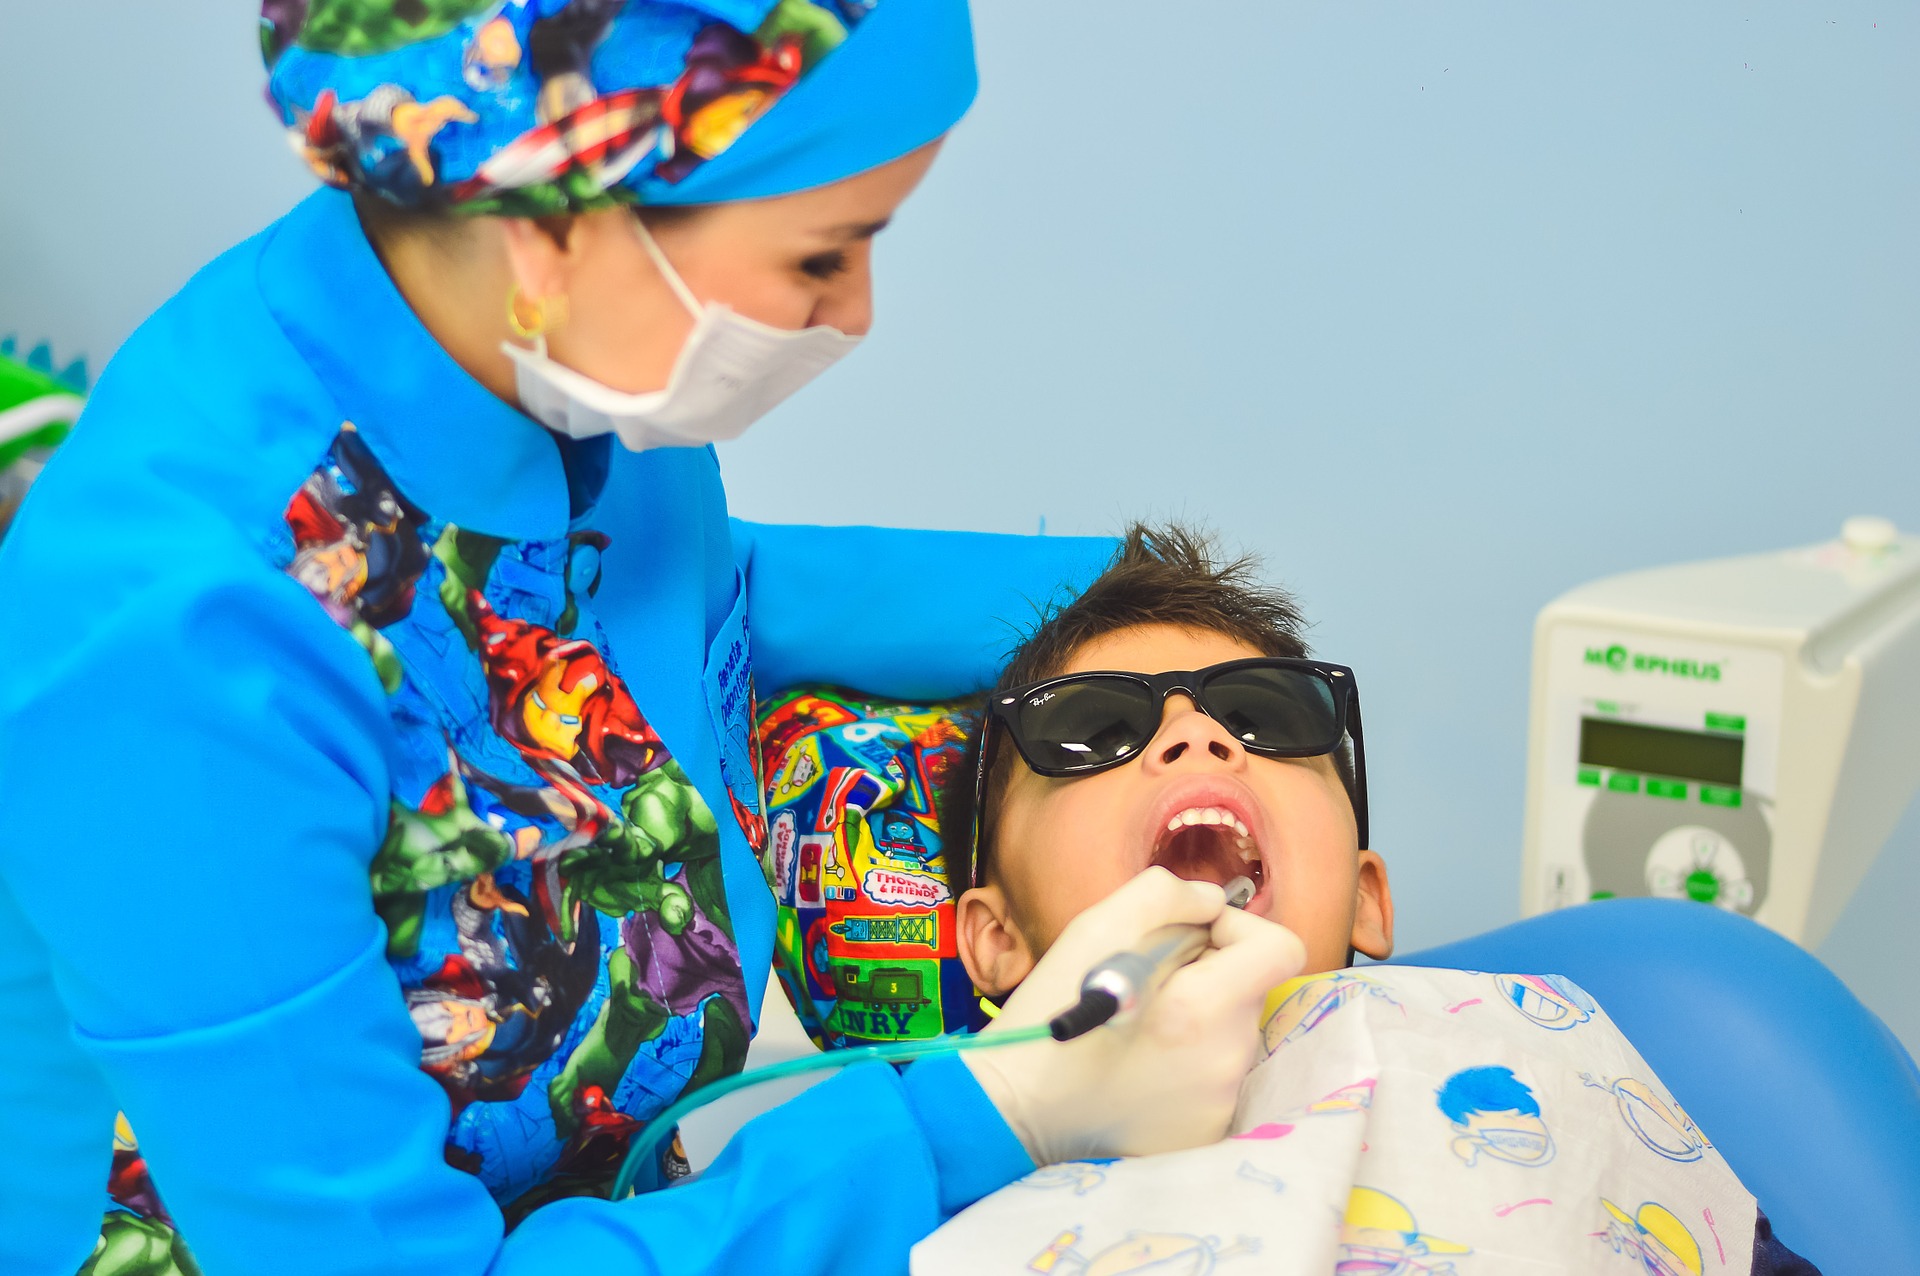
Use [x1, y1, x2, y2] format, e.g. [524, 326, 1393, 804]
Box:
[96, 425, 755, 1265]
[916, 967, 1758, 1276]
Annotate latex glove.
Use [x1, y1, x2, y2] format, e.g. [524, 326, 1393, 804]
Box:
[963, 866, 1307, 1165]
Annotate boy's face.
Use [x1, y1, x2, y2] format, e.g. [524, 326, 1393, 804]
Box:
[957, 624, 1394, 997]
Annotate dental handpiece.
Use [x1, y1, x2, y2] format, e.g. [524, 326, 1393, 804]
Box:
[1047, 875, 1256, 1042]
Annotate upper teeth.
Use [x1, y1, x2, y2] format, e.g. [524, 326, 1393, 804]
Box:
[1167, 806, 1252, 841]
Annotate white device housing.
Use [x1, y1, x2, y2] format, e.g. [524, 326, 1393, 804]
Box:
[1521, 518, 1920, 947]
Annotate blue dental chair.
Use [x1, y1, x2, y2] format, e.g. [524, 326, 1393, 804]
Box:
[1396, 899, 1920, 1271]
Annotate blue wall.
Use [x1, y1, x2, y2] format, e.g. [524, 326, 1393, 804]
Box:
[3, 2, 1915, 1049]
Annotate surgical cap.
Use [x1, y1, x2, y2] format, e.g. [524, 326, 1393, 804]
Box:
[262, 1, 975, 215]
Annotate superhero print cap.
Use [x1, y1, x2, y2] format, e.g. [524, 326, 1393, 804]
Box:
[262, 1, 976, 216]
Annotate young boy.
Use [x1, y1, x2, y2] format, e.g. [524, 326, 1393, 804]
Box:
[949, 523, 1388, 999]
[930, 523, 1816, 1276]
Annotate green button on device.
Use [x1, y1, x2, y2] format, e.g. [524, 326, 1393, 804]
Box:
[1607, 773, 1641, 794]
[1577, 768, 1601, 786]
[1705, 712, 1746, 733]
[1647, 778, 1687, 800]
[1700, 786, 1742, 808]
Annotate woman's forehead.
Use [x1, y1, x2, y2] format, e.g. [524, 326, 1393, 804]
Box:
[1059, 624, 1267, 677]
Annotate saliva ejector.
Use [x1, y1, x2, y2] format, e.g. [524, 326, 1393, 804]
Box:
[610, 875, 1256, 1198]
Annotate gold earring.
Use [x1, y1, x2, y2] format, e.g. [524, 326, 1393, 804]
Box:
[506, 285, 568, 339]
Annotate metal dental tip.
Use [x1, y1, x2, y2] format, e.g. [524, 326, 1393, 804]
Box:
[1224, 876, 1256, 909]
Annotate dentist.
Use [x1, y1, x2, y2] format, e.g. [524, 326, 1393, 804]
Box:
[0, 4, 1302, 1274]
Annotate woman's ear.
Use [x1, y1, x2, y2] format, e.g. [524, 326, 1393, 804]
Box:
[497, 215, 576, 304]
[956, 884, 1038, 999]
[1350, 849, 1395, 960]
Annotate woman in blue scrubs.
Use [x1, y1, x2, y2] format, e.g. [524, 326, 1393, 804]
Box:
[0, 4, 1299, 1273]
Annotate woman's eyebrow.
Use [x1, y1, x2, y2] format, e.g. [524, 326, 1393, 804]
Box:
[822, 217, 891, 242]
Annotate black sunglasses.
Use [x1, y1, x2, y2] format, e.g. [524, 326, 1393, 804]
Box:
[966, 657, 1368, 889]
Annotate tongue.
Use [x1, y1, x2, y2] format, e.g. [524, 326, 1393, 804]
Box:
[1150, 824, 1247, 889]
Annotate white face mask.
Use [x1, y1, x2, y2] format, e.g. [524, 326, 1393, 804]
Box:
[504, 216, 863, 452]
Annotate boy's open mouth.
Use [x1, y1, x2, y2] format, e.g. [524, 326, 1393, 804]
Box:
[1148, 804, 1267, 899]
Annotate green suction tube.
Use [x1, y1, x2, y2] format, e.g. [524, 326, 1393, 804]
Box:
[610, 1024, 1053, 1200]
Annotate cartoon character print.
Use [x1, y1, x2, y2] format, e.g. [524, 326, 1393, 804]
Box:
[268, 426, 752, 1213]
[1599, 1199, 1704, 1276]
[1338, 1188, 1471, 1276]
[1581, 1074, 1710, 1163]
[404, 873, 600, 1113]
[284, 422, 430, 687]
[1434, 1066, 1556, 1168]
[267, 1, 864, 214]
[463, 15, 524, 91]
[1302, 1077, 1377, 1115]
[82, 1116, 197, 1276]
[291, 84, 479, 201]
[1016, 1161, 1116, 1196]
[757, 687, 983, 1048]
[1260, 972, 1403, 1054]
[1026, 1228, 1260, 1276]
[653, 21, 806, 182]
[759, 693, 858, 787]
[466, 584, 667, 843]
[1493, 973, 1597, 1031]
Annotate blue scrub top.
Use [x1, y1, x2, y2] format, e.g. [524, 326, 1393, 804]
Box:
[0, 188, 1112, 1275]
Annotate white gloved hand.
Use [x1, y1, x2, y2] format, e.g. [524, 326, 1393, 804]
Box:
[962, 866, 1307, 1166]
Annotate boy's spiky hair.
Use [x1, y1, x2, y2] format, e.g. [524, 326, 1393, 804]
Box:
[946, 522, 1355, 890]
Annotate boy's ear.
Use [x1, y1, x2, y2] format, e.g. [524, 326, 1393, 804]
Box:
[956, 883, 1038, 998]
[1350, 849, 1395, 960]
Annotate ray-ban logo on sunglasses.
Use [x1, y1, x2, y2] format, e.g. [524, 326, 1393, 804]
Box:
[1028, 691, 1056, 707]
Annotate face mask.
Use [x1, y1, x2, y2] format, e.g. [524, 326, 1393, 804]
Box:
[504, 216, 863, 451]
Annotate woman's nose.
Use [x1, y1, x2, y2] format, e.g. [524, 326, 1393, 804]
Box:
[811, 250, 875, 335]
[1141, 696, 1248, 774]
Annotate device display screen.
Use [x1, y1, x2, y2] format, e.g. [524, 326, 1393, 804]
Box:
[1578, 718, 1743, 787]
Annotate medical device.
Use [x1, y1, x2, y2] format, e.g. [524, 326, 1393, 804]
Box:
[1521, 517, 1920, 946]
[1045, 874, 1255, 1040]
[1046, 924, 1212, 1042]
[612, 876, 1255, 1198]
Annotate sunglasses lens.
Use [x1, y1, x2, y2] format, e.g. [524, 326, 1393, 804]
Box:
[1204, 666, 1341, 753]
[1014, 678, 1160, 772]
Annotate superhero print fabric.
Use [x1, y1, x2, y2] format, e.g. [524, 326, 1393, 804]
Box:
[90, 423, 753, 1271]
[262, 0, 876, 214]
[756, 688, 986, 1049]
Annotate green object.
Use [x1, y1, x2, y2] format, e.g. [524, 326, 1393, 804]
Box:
[0, 352, 83, 472]
[1705, 712, 1747, 734]
[1589, 890, 1617, 901]
[1594, 701, 1620, 715]
[1700, 786, 1743, 808]
[294, 0, 492, 56]
[610, 1023, 1054, 1200]
[1647, 778, 1687, 800]
[1607, 772, 1641, 794]
[1685, 869, 1723, 904]
[827, 957, 945, 1038]
[1577, 767, 1602, 786]
[759, 0, 849, 63]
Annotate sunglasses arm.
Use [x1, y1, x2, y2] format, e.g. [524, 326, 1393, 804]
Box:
[1346, 691, 1371, 852]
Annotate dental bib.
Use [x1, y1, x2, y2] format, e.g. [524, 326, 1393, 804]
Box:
[915, 966, 1757, 1275]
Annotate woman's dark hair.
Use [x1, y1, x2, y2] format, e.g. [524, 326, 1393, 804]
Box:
[943, 522, 1357, 891]
[351, 190, 701, 254]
